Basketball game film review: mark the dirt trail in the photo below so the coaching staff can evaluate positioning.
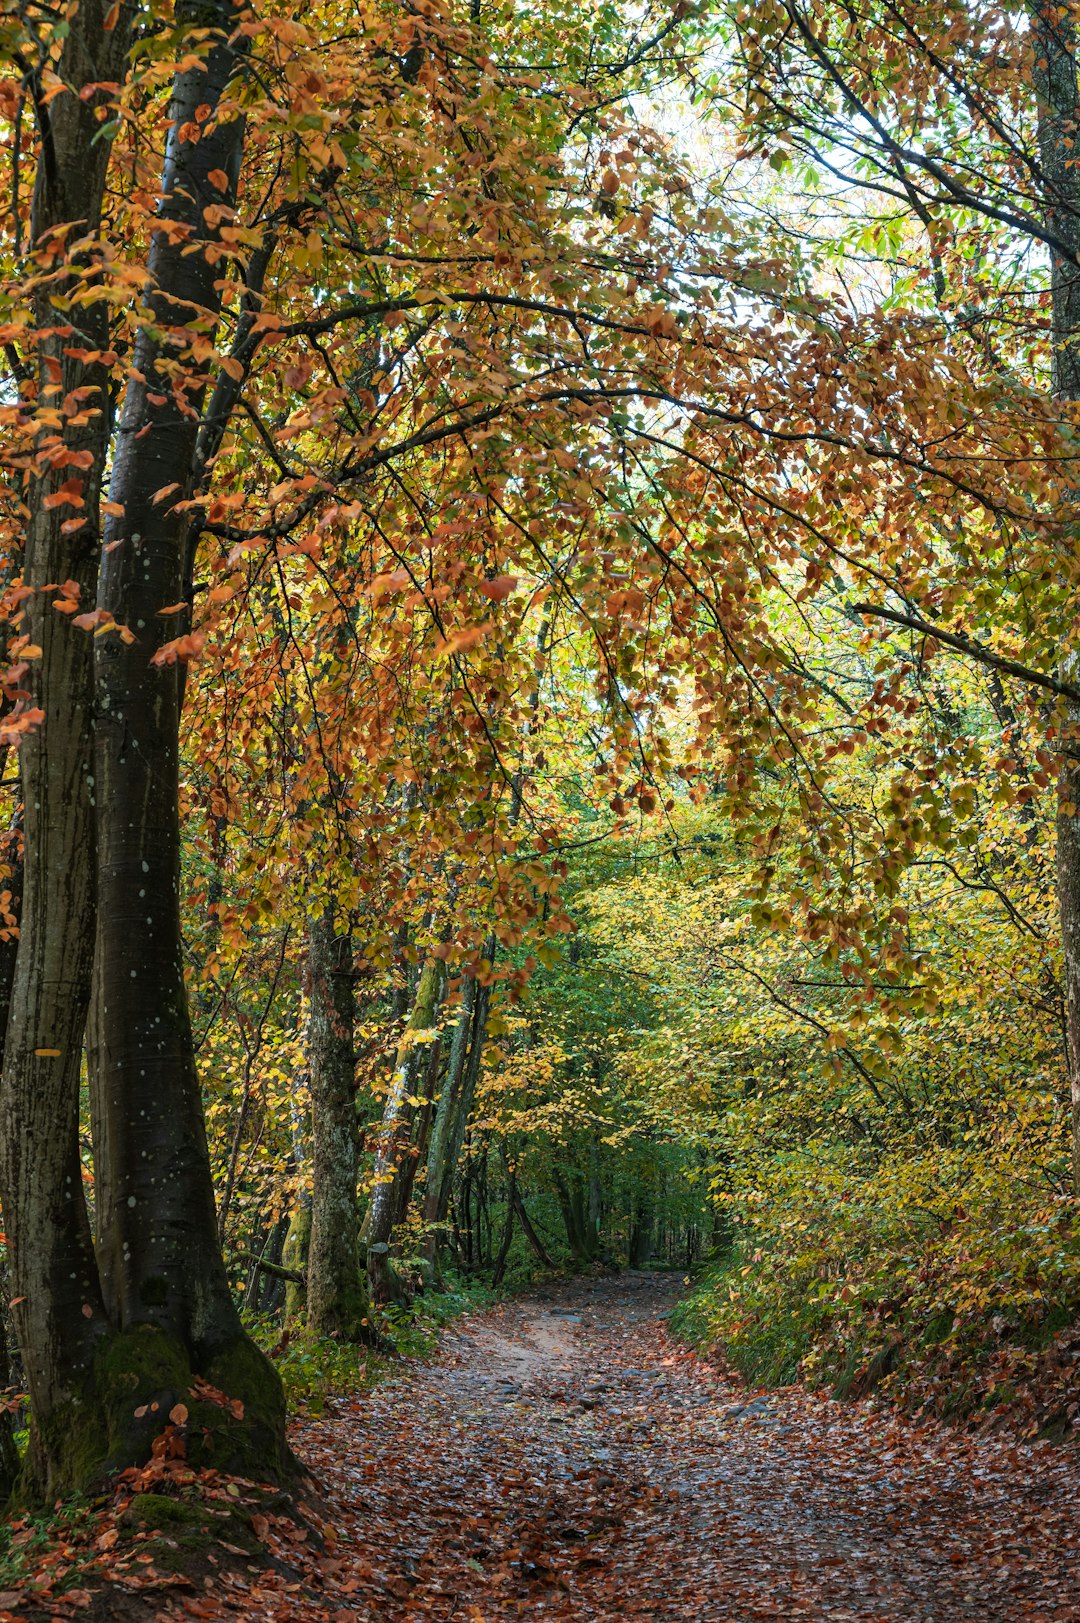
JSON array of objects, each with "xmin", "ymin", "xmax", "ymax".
[{"xmin": 288, "ymin": 1271, "xmax": 1080, "ymax": 1621}]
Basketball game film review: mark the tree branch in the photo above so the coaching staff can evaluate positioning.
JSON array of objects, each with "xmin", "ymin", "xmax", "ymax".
[{"xmin": 851, "ymin": 603, "xmax": 1080, "ymax": 706}]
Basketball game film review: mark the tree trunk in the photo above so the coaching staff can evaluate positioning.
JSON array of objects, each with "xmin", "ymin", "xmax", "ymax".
[
  {"xmin": 363, "ymin": 957, "xmax": 444, "ymax": 1302},
  {"xmin": 629, "ymin": 1195, "xmax": 653, "ymax": 1268},
  {"xmin": 421, "ymin": 948, "xmax": 494, "ymax": 1268},
  {"xmin": 554, "ymin": 1170, "xmax": 593, "ymax": 1267},
  {"xmin": 587, "ymin": 1142, "xmax": 603, "ymax": 1257},
  {"xmin": 306, "ymin": 912, "xmax": 369, "ymax": 1339},
  {"xmin": 0, "ymin": 811, "xmax": 23, "ymax": 1497},
  {"xmin": 90, "ymin": 1, "xmax": 289, "ymax": 1481},
  {"xmin": 282, "ymin": 1204, "xmax": 311, "ymax": 1324},
  {"xmin": 475, "ymin": 1143, "xmax": 491, "ymax": 1269},
  {"xmin": 393, "ymin": 1031, "xmax": 444, "ymax": 1228},
  {"xmin": 491, "ymin": 1166, "xmax": 517, "ymax": 1288},
  {"xmin": 421, "ymin": 976, "xmax": 476, "ymax": 1256},
  {"xmin": 512, "ymin": 1188, "xmax": 556, "ymax": 1269},
  {"xmin": 0, "ymin": 0, "xmax": 136, "ymax": 1497},
  {"xmin": 1034, "ymin": 0, "xmax": 1080, "ymax": 1194}
]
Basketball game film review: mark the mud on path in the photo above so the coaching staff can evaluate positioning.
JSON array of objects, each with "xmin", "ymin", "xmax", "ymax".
[{"xmin": 287, "ymin": 1271, "xmax": 1080, "ymax": 1621}]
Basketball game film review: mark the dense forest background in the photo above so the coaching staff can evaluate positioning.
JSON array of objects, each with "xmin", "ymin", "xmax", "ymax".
[{"xmin": 0, "ymin": 0, "xmax": 1078, "ymax": 1522}]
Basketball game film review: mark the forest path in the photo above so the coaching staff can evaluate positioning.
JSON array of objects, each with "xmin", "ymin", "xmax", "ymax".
[{"xmin": 283, "ymin": 1271, "xmax": 1080, "ymax": 1621}]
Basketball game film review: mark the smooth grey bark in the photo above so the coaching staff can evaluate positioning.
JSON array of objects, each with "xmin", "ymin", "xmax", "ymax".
[
  {"xmin": 0, "ymin": 811, "xmax": 24, "ymax": 1496},
  {"xmin": 363, "ymin": 957, "xmax": 444, "ymax": 1301},
  {"xmin": 0, "ymin": 0, "xmax": 135, "ymax": 1496},
  {"xmin": 421, "ymin": 938, "xmax": 496, "ymax": 1262},
  {"xmin": 1034, "ymin": 0, "xmax": 1080, "ymax": 1193},
  {"xmin": 305, "ymin": 912, "xmax": 369, "ymax": 1339},
  {"xmin": 421, "ymin": 975, "xmax": 476, "ymax": 1253},
  {"xmin": 90, "ymin": 0, "xmax": 289, "ymax": 1476},
  {"xmin": 512, "ymin": 1186, "xmax": 555, "ymax": 1269}
]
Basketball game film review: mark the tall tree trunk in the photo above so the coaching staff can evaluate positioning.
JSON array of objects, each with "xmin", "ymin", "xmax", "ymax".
[
  {"xmin": 91, "ymin": 1, "xmax": 288, "ymax": 1479},
  {"xmin": 629, "ymin": 1194, "xmax": 653, "ymax": 1268},
  {"xmin": 554, "ymin": 1170, "xmax": 593, "ymax": 1267},
  {"xmin": 587, "ymin": 1141, "xmax": 603, "ymax": 1257},
  {"xmin": 513, "ymin": 1187, "xmax": 555, "ymax": 1269},
  {"xmin": 283, "ymin": 1056, "xmax": 313, "ymax": 1323},
  {"xmin": 306, "ymin": 912, "xmax": 369, "ymax": 1339},
  {"xmin": 0, "ymin": 810, "xmax": 23, "ymax": 1497},
  {"xmin": 491, "ymin": 1158, "xmax": 517, "ymax": 1287},
  {"xmin": 421, "ymin": 941, "xmax": 495, "ymax": 1267},
  {"xmin": 1035, "ymin": 1, "xmax": 1080, "ymax": 1194},
  {"xmin": 421, "ymin": 976, "xmax": 476, "ymax": 1257},
  {"xmin": 0, "ymin": 0, "xmax": 136, "ymax": 1497},
  {"xmin": 363, "ymin": 957, "xmax": 443, "ymax": 1302},
  {"xmin": 393, "ymin": 1031, "xmax": 444, "ymax": 1228}
]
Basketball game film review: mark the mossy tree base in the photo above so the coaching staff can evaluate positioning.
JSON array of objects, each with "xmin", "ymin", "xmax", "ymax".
[{"xmin": 24, "ymin": 1325, "xmax": 295, "ymax": 1501}]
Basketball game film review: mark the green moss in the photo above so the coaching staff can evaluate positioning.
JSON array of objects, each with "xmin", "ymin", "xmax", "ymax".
[
  {"xmin": 15, "ymin": 1324, "xmax": 293, "ymax": 1501},
  {"xmin": 198, "ymin": 1336, "xmax": 293, "ymax": 1483},
  {"xmin": 26, "ymin": 1399, "xmax": 110, "ymax": 1502},
  {"xmin": 282, "ymin": 1208, "xmax": 311, "ymax": 1322},
  {"xmin": 120, "ymin": 1491, "xmax": 260, "ymax": 1558},
  {"xmin": 122, "ymin": 1493, "xmax": 214, "ymax": 1532}
]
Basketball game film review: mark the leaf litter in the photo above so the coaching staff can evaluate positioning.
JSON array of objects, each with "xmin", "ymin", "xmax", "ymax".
[{"xmin": 5, "ymin": 1272, "xmax": 1080, "ymax": 1620}]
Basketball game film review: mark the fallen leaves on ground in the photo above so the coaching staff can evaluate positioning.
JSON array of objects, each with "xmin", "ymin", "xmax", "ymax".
[{"xmin": 8, "ymin": 1273, "xmax": 1080, "ymax": 1620}]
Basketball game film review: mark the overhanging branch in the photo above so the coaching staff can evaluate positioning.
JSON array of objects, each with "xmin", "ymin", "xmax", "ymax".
[{"xmin": 851, "ymin": 603, "xmax": 1080, "ymax": 706}]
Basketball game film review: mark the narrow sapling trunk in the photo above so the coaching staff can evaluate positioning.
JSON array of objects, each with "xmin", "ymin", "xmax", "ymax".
[
  {"xmin": 1035, "ymin": 0, "xmax": 1080, "ymax": 1193},
  {"xmin": 491, "ymin": 1160, "xmax": 517, "ymax": 1287},
  {"xmin": 305, "ymin": 912, "xmax": 370, "ymax": 1339},
  {"xmin": 91, "ymin": 0, "xmax": 289, "ymax": 1478}
]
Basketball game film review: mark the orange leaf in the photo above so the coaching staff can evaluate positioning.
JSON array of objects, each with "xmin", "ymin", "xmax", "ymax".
[
  {"xmin": 43, "ymin": 479, "xmax": 84, "ymax": 511},
  {"xmin": 430, "ymin": 623, "xmax": 492, "ymax": 659},
  {"xmin": 169, "ymin": 1402, "xmax": 189, "ymax": 1426},
  {"xmin": 150, "ymin": 632, "xmax": 206, "ymax": 667},
  {"xmin": 207, "ymin": 168, "xmax": 229, "ymax": 191},
  {"xmin": 476, "ymin": 576, "xmax": 517, "ymax": 601},
  {"xmin": 71, "ymin": 609, "xmax": 112, "ymax": 632}
]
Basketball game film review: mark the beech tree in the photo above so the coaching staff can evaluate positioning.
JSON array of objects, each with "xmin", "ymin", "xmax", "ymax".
[
  {"xmin": 5, "ymin": 0, "xmax": 1078, "ymax": 1505},
  {"xmin": 0, "ymin": 0, "xmax": 725, "ymax": 1492}
]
